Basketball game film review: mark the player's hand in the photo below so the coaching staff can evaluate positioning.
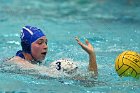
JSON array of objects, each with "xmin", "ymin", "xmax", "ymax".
[{"xmin": 75, "ymin": 37, "xmax": 94, "ymax": 55}]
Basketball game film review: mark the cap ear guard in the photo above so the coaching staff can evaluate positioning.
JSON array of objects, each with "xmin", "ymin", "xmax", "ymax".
[{"xmin": 21, "ymin": 40, "xmax": 31, "ymax": 54}]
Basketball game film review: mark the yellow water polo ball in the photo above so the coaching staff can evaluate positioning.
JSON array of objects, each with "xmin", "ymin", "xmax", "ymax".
[{"xmin": 115, "ymin": 50, "xmax": 140, "ymax": 79}]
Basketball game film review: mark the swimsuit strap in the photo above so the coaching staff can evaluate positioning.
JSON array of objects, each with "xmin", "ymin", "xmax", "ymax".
[{"xmin": 16, "ymin": 50, "xmax": 25, "ymax": 59}]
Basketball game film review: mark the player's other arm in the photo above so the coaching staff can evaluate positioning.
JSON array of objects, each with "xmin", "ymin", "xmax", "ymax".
[{"xmin": 75, "ymin": 37, "xmax": 98, "ymax": 76}]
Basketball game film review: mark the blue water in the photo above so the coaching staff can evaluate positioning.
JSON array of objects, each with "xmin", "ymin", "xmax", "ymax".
[{"xmin": 0, "ymin": 0, "xmax": 140, "ymax": 93}]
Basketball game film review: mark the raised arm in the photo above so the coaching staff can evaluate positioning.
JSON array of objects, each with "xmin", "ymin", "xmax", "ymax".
[{"xmin": 75, "ymin": 37, "xmax": 98, "ymax": 76}]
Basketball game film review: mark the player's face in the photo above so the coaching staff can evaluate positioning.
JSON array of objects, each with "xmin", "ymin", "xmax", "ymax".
[{"xmin": 31, "ymin": 36, "xmax": 48, "ymax": 61}]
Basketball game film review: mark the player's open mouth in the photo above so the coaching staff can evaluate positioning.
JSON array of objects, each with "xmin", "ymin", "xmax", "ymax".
[{"xmin": 41, "ymin": 52, "xmax": 47, "ymax": 56}]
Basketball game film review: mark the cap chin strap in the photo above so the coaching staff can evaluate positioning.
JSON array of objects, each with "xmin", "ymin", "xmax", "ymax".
[{"xmin": 30, "ymin": 53, "xmax": 42, "ymax": 65}]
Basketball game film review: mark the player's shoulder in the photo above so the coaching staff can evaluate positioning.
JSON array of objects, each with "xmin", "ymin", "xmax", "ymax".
[
  {"xmin": 3, "ymin": 56, "xmax": 21, "ymax": 63},
  {"xmin": 4, "ymin": 56, "xmax": 33, "ymax": 67}
]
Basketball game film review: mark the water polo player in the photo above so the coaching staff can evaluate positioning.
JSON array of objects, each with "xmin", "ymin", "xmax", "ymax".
[
  {"xmin": 16, "ymin": 25, "xmax": 48, "ymax": 64},
  {"xmin": 6, "ymin": 25, "xmax": 98, "ymax": 76}
]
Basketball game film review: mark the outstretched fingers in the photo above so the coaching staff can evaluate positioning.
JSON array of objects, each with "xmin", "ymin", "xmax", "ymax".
[
  {"xmin": 75, "ymin": 37, "xmax": 87, "ymax": 49},
  {"xmin": 85, "ymin": 39, "xmax": 90, "ymax": 45},
  {"xmin": 75, "ymin": 37, "xmax": 80, "ymax": 44},
  {"xmin": 86, "ymin": 39, "xmax": 93, "ymax": 48}
]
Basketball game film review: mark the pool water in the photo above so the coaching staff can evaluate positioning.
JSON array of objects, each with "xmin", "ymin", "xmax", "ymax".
[{"xmin": 0, "ymin": 0, "xmax": 140, "ymax": 93}]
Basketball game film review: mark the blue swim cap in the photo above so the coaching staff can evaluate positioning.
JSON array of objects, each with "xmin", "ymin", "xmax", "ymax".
[{"xmin": 20, "ymin": 25, "xmax": 45, "ymax": 54}]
